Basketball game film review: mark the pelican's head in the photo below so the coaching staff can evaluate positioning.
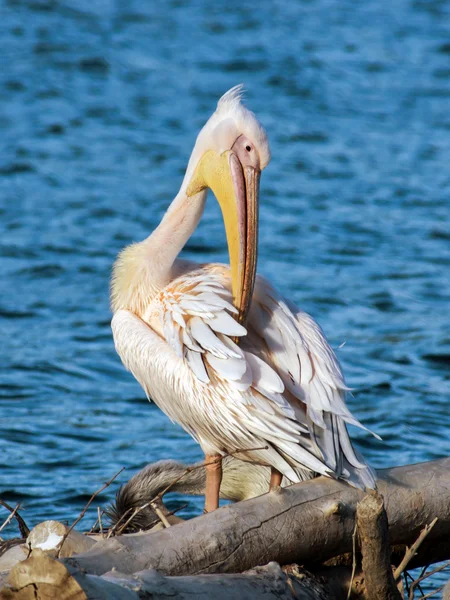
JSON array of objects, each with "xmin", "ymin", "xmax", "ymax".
[{"xmin": 184, "ymin": 85, "xmax": 270, "ymax": 326}]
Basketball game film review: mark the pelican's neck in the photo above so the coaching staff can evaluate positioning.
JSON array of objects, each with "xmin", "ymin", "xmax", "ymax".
[{"xmin": 111, "ymin": 187, "xmax": 207, "ymax": 315}]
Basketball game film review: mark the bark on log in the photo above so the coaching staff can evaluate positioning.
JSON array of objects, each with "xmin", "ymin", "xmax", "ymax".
[
  {"xmin": 63, "ymin": 458, "xmax": 450, "ymax": 577},
  {"xmin": 356, "ymin": 491, "xmax": 401, "ymax": 600},
  {"xmin": 1, "ymin": 552, "xmax": 337, "ymax": 600}
]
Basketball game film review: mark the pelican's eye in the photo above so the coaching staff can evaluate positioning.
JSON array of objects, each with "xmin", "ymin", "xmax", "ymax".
[{"xmin": 245, "ymin": 145, "xmax": 252, "ymax": 152}]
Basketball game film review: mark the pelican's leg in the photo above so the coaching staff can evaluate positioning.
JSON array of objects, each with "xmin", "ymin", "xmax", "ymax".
[
  {"xmin": 269, "ymin": 467, "xmax": 283, "ymax": 490},
  {"xmin": 204, "ymin": 454, "xmax": 223, "ymax": 513}
]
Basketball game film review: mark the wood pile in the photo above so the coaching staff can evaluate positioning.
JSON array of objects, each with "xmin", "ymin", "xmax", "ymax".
[{"xmin": 1, "ymin": 458, "xmax": 449, "ymax": 599}]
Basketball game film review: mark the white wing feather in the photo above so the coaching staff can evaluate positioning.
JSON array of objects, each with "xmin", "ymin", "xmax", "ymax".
[{"xmin": 249, "ymin": 275, "xmax": 379, "ymax": 489}]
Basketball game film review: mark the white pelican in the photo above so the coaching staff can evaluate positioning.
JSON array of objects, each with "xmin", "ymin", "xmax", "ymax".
[{"xmin": 111, "ymin": 85, "xmax": 378, "ymax": 512}]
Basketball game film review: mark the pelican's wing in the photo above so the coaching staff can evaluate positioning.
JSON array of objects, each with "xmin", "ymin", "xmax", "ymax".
[
  {"xmin": 247, "ymin": 275, "xmax": 378, "ymax": 490},
  {"xmin": 143, "ymin": 273, "xmax": 246, "ymax": 383},
  {"xmin": 126, "ymin": 269, "xmax": 331, "ymax": 481}
]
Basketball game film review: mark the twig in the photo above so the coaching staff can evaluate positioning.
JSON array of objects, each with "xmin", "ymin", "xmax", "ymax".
[
  {"xmin": 89, "ymin": 515, "xmax": 99, "ymax": 533},
  {"xmin": 417, "ymin": 586, "xmax": 444, "ymax": 600},
  {"xmin": 106, "ymin": 498, "xmax": 156, "ymax": 538},
  {"xmin": 150, "ymin": 501, "xmax": 171, "ymax": 528},
  {"xmin": 405, "ymin": 571, "xmax": 425, "ymax": 599},
  {"xmin": 88, "ymin": 508, "xmax": 107, "ymax": 536},
  {"xmin": 57, "ymin": 467, "xmax": 125, "ymax": 558},
  {"xmin": 108, "ymin": 500, "xmax": 188, "ymax": 537},
  {"xmin": 347, "ymin": 521, "xmax": 358, "ymax": 600},
  {"xmin": 0, "ymin": 504, "xmax": 20, "ymax": 534},
  {"xmin": 112, "ymin": 501, "xmax": 154, "ymax": 537},
  {"xmin": 106, "ymin": 506, "xmax": 134, "ymax": 538},
  {"xmin": 98, "ymin": 507, "xmax": 104, "ymax": 538},
  {"xmin": 415, "ymin": 564, "xmax": 429, "ymax": 597},
  {"xmin": 166, "ymin": 503, "xmax": 188, "ymax": 517},
  {"xmin": 403, "ymin": 571, "xmax": 410, "ymax": 597},
  {"xmin": 402, "ymin": 571, "xmax": 409, "ymax": 597},
  {"xmin": 113, "ymin": 499, "xmax": 171, "ymax": 535},
  {"xmin": 409, "ymin": 561, "xmax": 450, "ymax": 600},
  {"xmin": 394, "ymin": 518, "xmax": 438, "ymax": 581},
  {"xmin": 0, "ymin": 499, "xmax": 30, "ymax": 537},
  {"xmin": 419, "ymin": 564, "xmax": 429, "ymax": 579}
]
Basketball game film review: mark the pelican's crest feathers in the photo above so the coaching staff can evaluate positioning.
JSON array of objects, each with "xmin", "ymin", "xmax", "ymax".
[{"xmin": 216, "ymin": 84, "xmax": 245, "ymax": 113}]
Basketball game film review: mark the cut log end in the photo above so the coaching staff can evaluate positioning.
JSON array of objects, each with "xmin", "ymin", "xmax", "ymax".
[
  {"xmin": 356, "ymin": 490, "xmax": 402, "ymax": 600},
  {"xmin": 2, "ymin": 549, "xmax": 87, "ymax": 600}
]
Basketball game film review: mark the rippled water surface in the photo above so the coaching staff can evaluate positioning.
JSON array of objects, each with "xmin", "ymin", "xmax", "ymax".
[{"xmin": 1, "ymin": 0, "xmax": 449, "ymax": 587}]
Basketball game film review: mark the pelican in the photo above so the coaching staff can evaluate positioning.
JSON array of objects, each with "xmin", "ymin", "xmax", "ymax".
[{"xmin": 111, "ymin": 85, "xmax": 378, "ymax": 513}]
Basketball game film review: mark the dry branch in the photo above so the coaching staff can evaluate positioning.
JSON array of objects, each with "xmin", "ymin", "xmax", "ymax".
[
  {"xmin": 57, "ymin": 467, "xmax": 124, "ymax": 558},
  {"xmin": 408, "ymin": 561, "xmax": 450, "ymax": 600},
  {"xmin": 0, "ymin": 508, "xmax": 21, "ymax": 538},
  {"xmin": 63, "ymin": 458, "xmax": 450, "ymax": 577},
  {"xmin": 394, "ymin": 517, "xmax": 438, "ymax": 581},
  {"xmin": 97, "ymin": 507, "xmax": 104, "ymax": 538},
  {"xmin": 0, "ymin": 503, "xmax": 29, "ymax": 539},
  {"xmin": 346, "ymin": 522, "xmax": 358, "ymax": 600},
  {"xmin": 420, "ymin": 587, "xmax": 444, "ymax": 599}
]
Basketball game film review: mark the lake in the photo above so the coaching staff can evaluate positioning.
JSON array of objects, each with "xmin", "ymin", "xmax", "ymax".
[{"xmin": 1, "ymin": 0, "xmax": 449, "ymax": 591}]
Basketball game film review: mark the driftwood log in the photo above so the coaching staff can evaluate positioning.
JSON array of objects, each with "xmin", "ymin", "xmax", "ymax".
[
  {"xmin": 2, "ymin": 553, "xmax": 342, "ymax": 600},
  {"xmin": 60, "ymin": 458, "xmax": 450, "ymax": 577}
]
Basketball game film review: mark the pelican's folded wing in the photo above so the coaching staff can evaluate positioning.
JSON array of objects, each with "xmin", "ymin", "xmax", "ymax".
[{"xmin": 248, "ymin": 275, "xmax": 379, "ymax": 490}]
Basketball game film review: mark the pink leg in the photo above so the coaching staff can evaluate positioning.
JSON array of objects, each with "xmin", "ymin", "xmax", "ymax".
[
  {"xmin": 204, "ymin": 454, "xmax": 223, "ymax": 513},
  {"xmin": 269, "ymin": 467, "xmax": 283, "ymax": 491}
]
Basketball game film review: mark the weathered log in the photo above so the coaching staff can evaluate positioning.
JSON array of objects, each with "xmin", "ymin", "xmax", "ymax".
[
  {"xmin": 356, "ymin": 491, "xmax": 401, "ymax": 600},
  {"xmin": 0, "ymin": 547, "xmax": 28, "ymax": 578},
  {"xmin": 62, "ymin": 458, "xmax": 450, "ymax": 577},
  {"xmin": 1, "ymin": 552, "xmax": 339, "ymax": 600}
]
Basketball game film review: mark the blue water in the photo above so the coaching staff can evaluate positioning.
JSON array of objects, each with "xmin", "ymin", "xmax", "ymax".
[{"xmin": 1, "ymin": 0, "xmax": 449, "ymax": 589}]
